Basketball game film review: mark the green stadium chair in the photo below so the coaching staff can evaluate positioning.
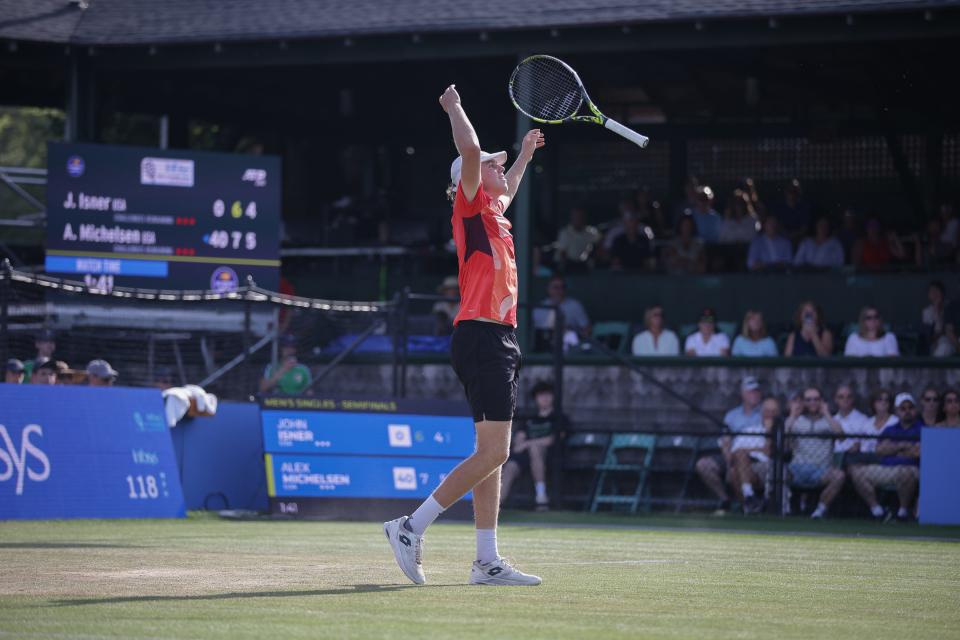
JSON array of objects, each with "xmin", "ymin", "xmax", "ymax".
[
  {"xmin": 641, "ymin": 435, "xmax": 701, "ymax": 513},
  {"xmin": 561, "ymin": 431, "xmax": 611, "ymax": 510},
  {"xmin": 592, "ymin": 321, "xmax": 632, "ymax": 354},
  {"xmin": 590, "ymin": 433, "xmax": 656, "ymax": 513},
  {"xmin": 717, "ymin": 321, "xmax": 738, "ymax": 341}
]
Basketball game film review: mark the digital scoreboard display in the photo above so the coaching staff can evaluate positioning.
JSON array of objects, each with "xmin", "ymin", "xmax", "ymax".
[
  {"xmin": 260, "ymin": 397, "xmax": 475, "ymax": 517},
  {"xmin": 45, "ymin": 142, "xmax": 280, "ymax": 292}
]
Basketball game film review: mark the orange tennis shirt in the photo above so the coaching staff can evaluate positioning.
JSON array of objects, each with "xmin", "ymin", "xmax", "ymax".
[{"xmin": 451, "ymin": 183, "xmax": 518, "ymax": 327}]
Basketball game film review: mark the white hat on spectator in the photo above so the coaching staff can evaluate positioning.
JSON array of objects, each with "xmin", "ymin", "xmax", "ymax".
[
  {"xmin": 741, "ymin": 376, "xmax": 760, "ymax": 392},
  {"xmin": 894, "ymin": 392, "xmax": 916, "ymax": 408},
  {"xmin": 87, "ymin": 359, "xmax": 119, "ymax": 380}
]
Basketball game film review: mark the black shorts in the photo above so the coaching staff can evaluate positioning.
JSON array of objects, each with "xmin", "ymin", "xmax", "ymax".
[{"xmin": 450, "ymin": 319, "xmax": 521, "ymax": 423}]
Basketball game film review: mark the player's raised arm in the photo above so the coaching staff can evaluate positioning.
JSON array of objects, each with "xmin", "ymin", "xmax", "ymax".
[
  {"xmin": 504, "ymin": 128, "xmax": 545, "ymax": 206},
  {"xmin": 439, "ymin": 85, "xmax": 482, "ymax": 200}
]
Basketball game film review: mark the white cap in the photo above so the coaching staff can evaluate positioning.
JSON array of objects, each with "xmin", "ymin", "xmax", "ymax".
[
  {"xmin": 450, "ymin": 150, "xmax": 507, "ymax": 185},
  {"xmin": 894, "ymin": 392, "xmax": 916, "ymax": 408}
]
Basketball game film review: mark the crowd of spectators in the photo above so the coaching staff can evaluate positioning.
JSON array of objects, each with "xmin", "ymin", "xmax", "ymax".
[
  {"xmin": 3, "ymin": 329, "xmax": 122, "ymax": 388},
  {"xmin": 698, "ymin": 376, "xmax": 956, "ymax": 520},
  {"xmin": 521, "ymin": 275, "xmax": 960, "ymax": 358},
  {"xmin": 536, "ymin": 177, "xmax": 959, "ymax": 275}
]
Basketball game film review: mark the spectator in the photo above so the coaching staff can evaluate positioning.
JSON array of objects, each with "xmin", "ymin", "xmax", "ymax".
[
  {"xmin": 634, "ymin": 187, "xmax": 667, "ymax": 238},
  {"xmin": 673, "ymin": 175, "xmax": 700, "ymax": 223},
  {"xmin": 533, "ymin": 276, "xmax": 592, "ymax": 341},
  {"xmin": 772, "ymin": 178, "xmax": 812, "ymax": 242},
  {"xmin": 862, "ymin": 388, "xmax": 899, "ymax": 453},
  {"xmin": 152, "ymin": 365, "xmax": 176, "ymax": 391},
  {"xmin": 794, "ymin": 216, "xmax": 845, "ymax": 269},
  {"xmin": 739, "ymin": 177, "xmax": 767, "ymax": 219},
  {"xmin": 86, "ymin": 359, "xmax": 118, "ymax": 387},
  {"xmin": 432, "ymin": 275, "xmax": 460, "ymax": 336},
  {"xmin": 691, "ymin": 185, "xmax": 722, "ymax": 244},
  {"xmin": 852, "ymin": 217, "xmax": 906, "ymax": 269},
  {"xmin": 51, "ymin": 361, "xmax": 75, "ymax": 385},
  {"xmin": 602, "ymin": 196, "xmax": 637, "ymax": 254},
  {"xmin": 610, "ymin": 213, "xmax": 654, "ymax": 271},
  {"xmin": 663, "ymin": 215, "xmax": 705, "ymax": 274},
  {"xmin": 22, "ymin": 328, "xmax": 56, "ymax": 382},
  {"xmin": 832, "ymin": 384, "xmax": 870, "ymax": 454},
  {"xmin": 554, "ymin": 206, "xmax": 601, "ymax": 273},
  {"xmin": 915, "ymin": 217, "xmax": 955, "ymax": 268},
  {"xmin": 684, "ymin": 307, "xmax": 730, "ymax": 357},
  {"xmin": 500, "ymin": 380, "xmax": 569, "ymax": 510},
  {"xmin": 944, "ymin": 286, "xmax": 960, "ymax": 356},
  {"xmin": 918, "ymin": 386, "xmax": 941, "ymax": 427},
  {"xmin": 260, "ymin": 335, "xmax": 312, "ymax": 395},
  {"xmin": 937, "ymin": 388, "xmax": 960, "ymax": 428},
  {"xmin": 30, "ymin": 358, "xmax": 61, "ymax": 385},
  {"xmin": 4, "ymin": 358, "xmax": 25, "ymax": 384},
  {"xmin": 937, "ymin": 201, "xmax": 958, "ymax": 251},
  {"xmin": 837, "ymin": 209, "xmax": 860, "ymax": 265},
  {"xmin": 695, "ymin": 376, "xmax": 764, "ymax": 513},
  {"xmin": 718, "ymin": 189, "xmax": 759, "ymax": 244},
  {"xmin": 922, "ymin": 281, "xmax": 954, "ymax": 357},
  {"xmin": 729, "ymin": 396, "xmax": 779, "ymax": 514},
  {"xmin": 731, "ymin": 310, "xmax": 778, "ymax": 357},
  {"xmin": 785, "ymin": 387, "xmax": 846, "ymax": 519},
  {"xmin": 632, "ymin": 305, "xmax": 680, "ymax": 356},
  {"xmin": 784, "ymin": 300, "xmax": 835, "ymax": 357},
  {"xmin": 844, "ymin": 307, "xmax": 899, "ymax": 357},
  {"xmin": 850, "ymin": 392, "xmax": 921, "ymax": 521},
  {"xmin": 747, "ymin": 216, "xmax": 792, "ymax": 271}
]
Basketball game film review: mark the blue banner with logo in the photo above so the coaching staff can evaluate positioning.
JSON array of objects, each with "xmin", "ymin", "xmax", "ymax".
[
  {"xmin": 0, "ymin": 385, "xmax": 186, "ymax": 519},
  {"xmin": 265, "ymin": 454, "xmax": 468, "ymax": 499}
]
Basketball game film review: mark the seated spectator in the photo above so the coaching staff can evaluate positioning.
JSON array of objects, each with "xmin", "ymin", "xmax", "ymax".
[
  {"xmin": 634, "ymin": 187, "xmax": 667, "ymax": 238},
  {"xmin": 918, "ymin": 386, "xmax": 941, "ymax": 427},
  {"xmin": 692, "ymin": 185, "xmax": 722, "ymax": 244},
  {"xmin": 844, "ymin": 306, "xmax": 899, "ymax": 357},
  {"xmin": 533, "ymin": 276, "xmax": 592, "ymax": 342},
  {"xmin": 602, "ymin": 196, "xmax": 637, "ymax": 254},
  {"xmin": 609, "ymin": 213, "xmax": 654, "ymax": 271},
  {"xmin": 432, "ymin": 275, "xmax": 460, "ymax": 336},
  {"xmin": 731, "ymin": 310, "xmax": 778, "ymax": 357},
  {"xmin": 259, "ymin": 335, "xmax": 312, "ymax": 395},
  {"xmin": 672, "ymin": 176, "xmax": 700, "ymax": 224},
  {"xmin": 4, "ymin": 358, "xmax": 25, "ymax": 384},
  {"xmin": 862, "ymin": 388, "xmax": 899, "ymax": 453},
  {"xmin": 944, "ymin": 289, "xmax": 960, "ymax": 356},
  {"xmin": 784, "ymin": 300, "xmax": 835, "ymax": 357},
  {"xmin": 937, "ymin": 201, "xmax": 958, "ymax": 252},
  {"xmin": 852, "ymin": 217, "xmax": 906, "ymax": 269},
  {"xmin": 684, "ymin": 308, "xmax": 730, "ymax": 357},
  {"xmin": 794, "ymin": 216, "xmax": 845, "ymax": 269},
  {"xmin": 86, "ymin": 359, "xmax": 118, "ymax": 387},
  {"xmin": 51, "ymin": 361, "xmax": 75, "ymax": 385},
  {"xmin": 694, "ymin": 376, "xmax": 763, "ymax": 513},
  {"xmin": 772, "ymin": 178, "xmax": 812, "ymax": 243},
  {"xmin": 500, "ymin": 380, "xmax": 569, "ymax": 510},
  {"xmin": 832, "ymin": 384, "xmax": 870, "ymax": 454},
  {"xmin": 747, "ymin": 217, "xmax": 792, "ymax": 271},
  {"xmin": 632, "ymin": 305, "xmax": 679, "ymax": 356},
  {"xmin": 663, "ymin": 215, "xmax": 705, "ymax": 274},
  {"xmin": 554, "ymin": 206, "xmax": 601, "ymax": 273},
  {"xmin": 718, "ymin": 189, "xmax": 759, "ymax": 244},
  {"xmin": 922, "ymin": 281, "xmax": 954, "ymax": 357},
  {"xmin": 785, "ymin": 387, "xmax": 846, "ymax": 519},
  {"xmin": 729, "ymin": 395, "xmax": 780, "ymax": 514},
  {"xmin": 837, "ymin": 209, "xmax": 860, "ymax": 264},
  {"xmin": 850, "ymin": 392, "xmax": 921, "ymax": 521},
  {"xmin": 22, "ymin": 328, "xmax": 56, "ymax": 382},
  {"xmin": 152, "ymin": 365, "xmax": 176, "ymax": 391},
  {"xmin": 30, "ymin": 358, "xmax": 56, "ymax": 385},
  {"xmin": 937, "ymin": 388, "xmax": 960, "ymax": 428},
  {"xmin": 914, "ymin": 217, "xmax": 955, "ymax": 268}
]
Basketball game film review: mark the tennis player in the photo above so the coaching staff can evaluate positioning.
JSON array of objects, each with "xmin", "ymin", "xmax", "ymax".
[{"xmin": 385, "ymin": 84, "xmax": 545, "ymax": 586}]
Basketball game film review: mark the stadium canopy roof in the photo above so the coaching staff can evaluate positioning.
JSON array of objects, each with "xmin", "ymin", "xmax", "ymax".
[{"xmin": 1, "ymin": 0, "xmax": 958, "ymax": 46}]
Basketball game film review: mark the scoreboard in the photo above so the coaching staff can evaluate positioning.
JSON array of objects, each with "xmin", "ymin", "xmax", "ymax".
[{"xmin": 45, "ymin": 142, "xmax": 280, "ymax": 292}]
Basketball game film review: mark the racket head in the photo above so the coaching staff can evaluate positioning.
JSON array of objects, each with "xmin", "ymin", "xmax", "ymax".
[{"xmin": 509, "ymin": 54, "xmax": 586, "ymax": 124}]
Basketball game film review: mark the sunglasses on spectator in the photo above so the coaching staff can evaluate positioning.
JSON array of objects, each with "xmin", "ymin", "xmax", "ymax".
[
  {"xmin": 803, "ymin": 396, "xmax": 821, "ymax": 402},
  {"xmin": 922, "ymin": 395, "xmax": 939, "ymax": 402},
  {"xmin": 945, "ymin": 397, "xmax": 960, "ymax": 404},
  {"xmin": 864, "ymin": 314, "xmax": 880, "ymax": 320},
  {"xmin": 898, "ymin": 403, "xmax": 915, "ymax": 411}
]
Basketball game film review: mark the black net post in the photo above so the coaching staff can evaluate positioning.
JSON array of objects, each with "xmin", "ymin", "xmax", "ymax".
[
  {"xmin": 771, "ymin": 417, "xmax": 785, "ymax": 517},
  {"xmin": 0, "ymin": 259, "xmax": 9, "ymax": 367},
  {"xmin": 551, "ymin": 303, "xmax": 565, "ymax": 510},
  {"xmin": 242, "ymin": 278, "xmax": 254, "ymax": 399},
  {"xmin": 399, "ymin": 286, "xmax": 411, "ymax": 399}
]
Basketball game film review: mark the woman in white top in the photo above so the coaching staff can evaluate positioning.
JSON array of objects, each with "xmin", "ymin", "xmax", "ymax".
[
  {"xmin": 922, "ymin": 281, "xmax": 955, "ymax": 357},
  {"xmin": 860, "ymin": 388, "xmax": 899, "ymax": 453},
  {"xmin": 684, "ymin": 308, "xmax": 730, "ymax": 356},
  {"xmin": 632, "ymin": 305, "xmax": 680, "ymax": 356},
  {"xmin": 844, "ymin": 306, "xmax": 899, "ymax": 357}
]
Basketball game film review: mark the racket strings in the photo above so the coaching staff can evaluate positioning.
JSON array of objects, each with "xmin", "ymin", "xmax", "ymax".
[{"xmin": 510, "ymin": 57, "xmax": 582, "ymax": 121}]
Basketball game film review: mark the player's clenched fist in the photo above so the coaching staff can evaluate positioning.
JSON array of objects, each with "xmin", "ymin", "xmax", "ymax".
[{"xmin": 439, "ymin": 85, "xmax": 461, "ymax": 112}]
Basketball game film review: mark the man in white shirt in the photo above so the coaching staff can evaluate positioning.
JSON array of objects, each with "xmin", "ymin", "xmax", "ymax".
[
  {"xmin": 684, "ymin": 308, "xmax": 730, "ymax": 356},
  {"xmin": 554, "ymin": 206, "xmax": 601, "ymax": 272},
  {"xmin": 832, "ymin": 384, "xmax": 870, "ymax": 453}
]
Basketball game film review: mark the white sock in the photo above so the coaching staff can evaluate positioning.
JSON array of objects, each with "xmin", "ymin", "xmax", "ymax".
[
  {"xmin": 813, "ymin": 502, "xmax": 827, "ymax": 516},
  {"xmin": 407, "ymin": 494, "xmax": 445, "ymax": 536},
  {"xmin": 741, "ymin": 483, "xmax": 754, "ymax": 498},
  {"xmin": 897, "ymin": 507, "xmax": 908, "ymax": 518},
  {"xmin": 535, "ymin": 482, "xmax": 547, "ymax": 500},
  {"xmin": 871, "ymin": 505, "xmax": 885, "ymax": 517},
  {"xmin": 476, "ymin": 528, "xmax": 499, "ymax": 564}
]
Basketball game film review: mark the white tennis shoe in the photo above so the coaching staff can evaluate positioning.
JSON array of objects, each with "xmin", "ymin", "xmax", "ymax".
[
  {"xmin": 469, "ymin": 558, "xmax": 541, "ymax": 586},
  {"xmin": 383, "ymin": 516, "xmax": 425, "ymax": 585}
]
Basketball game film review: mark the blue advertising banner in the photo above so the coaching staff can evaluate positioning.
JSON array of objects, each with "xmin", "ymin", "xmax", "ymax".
[
  {"xmin": 919, "ymin": 428, "xmax": 960, "ymax": 525},
  {"xmin": 0, "ymin": 385, "xmax": 186, "ymax": 519},
  {"xmin": 265, "ymin": 454, "xmax": 468, "ymax": 499},
  {"xmin": 261, "ymin": 410, "xmax": 475, "ymax": 457}
]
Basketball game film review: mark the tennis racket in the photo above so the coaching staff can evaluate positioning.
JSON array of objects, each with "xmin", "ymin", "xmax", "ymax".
[{"xmin": 509, "ymin": 54, "xmax": 649, "ymax": 149}]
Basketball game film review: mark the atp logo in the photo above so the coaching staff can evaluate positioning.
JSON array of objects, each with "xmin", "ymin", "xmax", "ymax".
[{"xmin": 0, "ymin": 424, "xmax": 51, "ymax": 495}]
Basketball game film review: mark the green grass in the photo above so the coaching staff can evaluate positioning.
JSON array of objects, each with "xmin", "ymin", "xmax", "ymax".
[{"xmin": 1, "ymin": 512, "xmax": 959, "ymax": 639}]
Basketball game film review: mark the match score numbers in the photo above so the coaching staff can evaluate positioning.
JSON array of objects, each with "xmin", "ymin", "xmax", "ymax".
[
  {"xmin": 212, "ymin": 199, "xmax": 257, "ymax": 220},
  {"xmin": 205, "ymin": 230, "xmax": 257, "ymax": 250}
]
